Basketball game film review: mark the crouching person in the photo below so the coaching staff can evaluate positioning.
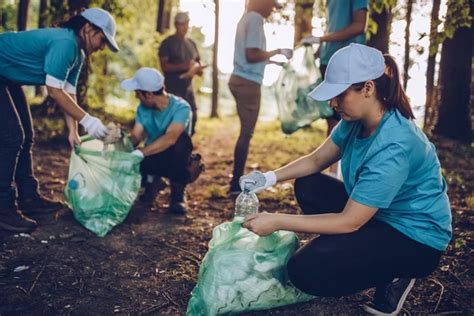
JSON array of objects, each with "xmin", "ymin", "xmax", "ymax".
[{"xmin": 121, "ymin": 67, "xmax": 193, "ymax": 214}]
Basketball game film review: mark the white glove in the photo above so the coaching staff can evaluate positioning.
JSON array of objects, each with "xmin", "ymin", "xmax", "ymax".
[
  {"xmin": 301, "ymin": 36, "xmax": 320, "ymax": 45},
  {"xmin": 79, "ymin": 114, "xmax": 108, "ymax": 139},
  {"xmin": 131, "ymin": 149, "xmax": 144, "ymax": 158},
  {"xmin": 239, "ymin": 171, "xmax": 277, "ymax": 194},
  {"xmin": 279, "ymin": 48, "xmax": 293, "ymax": 59}
]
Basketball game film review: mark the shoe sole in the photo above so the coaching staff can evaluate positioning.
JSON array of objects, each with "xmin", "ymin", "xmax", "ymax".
[
  {"xmin": 0, "ymin": 222, "xmax": 37, "ymax": 233},
  {"xmin": 363, "ymin": 279, "xmax": 416, "ymax": 316},
  {"xmin": 21, "ymin": 205, "xmax": 65, "ymax": 216}
]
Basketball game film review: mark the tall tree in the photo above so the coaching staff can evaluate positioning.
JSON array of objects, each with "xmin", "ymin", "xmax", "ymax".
[
  {"xmin": 35, "ymin": 0, "xmax": 49, "ymax": 97},
  {"xmin": 294, "ymin": 0, "xmax": 315, "ymax": 44},
  {"xmin": 211, "ymin": 0, "xmax": 219, "ymax": 118},
  {"xmin": 403, "ymin": 0, "xmax": 413, "ymax": 91},
  {"xmin": 367, "ymin": 0, "xmax": 396, "ymax": 53},
  {"xmin": 17, "ymin": 0, "xmax": 30, "ymax": 31},
  {"xmin": 156, "ymin": 0, "xmax": 172, "ymax": 33},
  {"xmin": 424, "ymin": 0, "xmax": 441, "ymax": 132},
  {"xmin": 433, "ymin": 0, "xmax": 472, "ymax": 143}
]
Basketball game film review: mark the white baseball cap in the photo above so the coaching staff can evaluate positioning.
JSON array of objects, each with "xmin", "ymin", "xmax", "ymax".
[
  {"xmin": 174, "ymin": 12, "xmax": 190, "ymax": 23},
  {"xmin": 121, "ymin": 67, "xmax": 164, "ymax": 92},
  {"xmin": 81, "ymin": 8, "xmax": 119, "ymax": 52},
  {"xmin": 309, "ymin": 43, "xmax": 385, "ymax": 101}
]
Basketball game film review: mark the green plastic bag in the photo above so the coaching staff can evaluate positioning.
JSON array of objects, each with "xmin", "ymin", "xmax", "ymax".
[
  {"xmin": 275, "ymin": 46, "xmax": 333, "ymax": 135},
  {"xmin": 187, "ymin": 220, "xmax": 314, "ymax": 315},
  {"xmin": 64, "ymin": 135, "xmax": 142, "ymax": 237}
]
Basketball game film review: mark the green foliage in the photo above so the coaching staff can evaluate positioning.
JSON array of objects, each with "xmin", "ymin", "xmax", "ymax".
[
  {"xmin": 0, "ymin": 2, "xmax": 17, "ymax": 32},
  {"xmin": 430, "ymin": 0, "xmax": 472, "ymax": 56},
  {"xmin": 366, "ymin": 0, "xmax": 397, "ymax": 41}
]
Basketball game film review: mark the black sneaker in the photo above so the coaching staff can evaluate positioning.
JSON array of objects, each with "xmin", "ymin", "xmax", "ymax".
[
  {"xmin": 139, "ymin": 177, "xmax": 167, "ymax": 203},
  {"xmin": 364, "ymin": 278, "xmax": 416, "ymax": 315},
  {"xmin": 0, "ymin": 207, "xmax": 38, "ymax": 233},
  {"xmin": 169, "ymin": 181, "xmax": 187, "ymax": 214},
  {"xmin": 18, "ymin": 195, "xmax": 65, "ymax": 215}
]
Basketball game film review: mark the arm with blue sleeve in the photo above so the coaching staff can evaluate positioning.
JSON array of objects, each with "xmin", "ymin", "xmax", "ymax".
[{"xmin": 244, "ymin": 13, "xmax": 282, "ymax": 63}]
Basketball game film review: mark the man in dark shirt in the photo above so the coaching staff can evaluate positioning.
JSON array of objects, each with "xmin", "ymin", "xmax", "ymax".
[{"xmin": 159, "ymin": 12, "xmax": 205, "ymax": 136}]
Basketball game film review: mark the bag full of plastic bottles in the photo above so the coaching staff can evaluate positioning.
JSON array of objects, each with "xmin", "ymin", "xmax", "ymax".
[
  {"xmin": 186, "ymin": 189, "xmax": 314, "ymax": 315},
  {"xmin": 274, "ymin": 45, "xmax": 334, "ymax": 135},
  {"xmin": 64, "ymin": 133, "xmax": 142, "ymax": 237}
]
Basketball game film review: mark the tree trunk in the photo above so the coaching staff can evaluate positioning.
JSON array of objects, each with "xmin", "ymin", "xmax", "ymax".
[
  {"xmin": 17, "ymin": 0, "xmax": 30, "ymax": 31},
  {"xmin": 424, "ymin": 0, "xmax": 441, "ymax": 132},
  {"xmin": 403, "ymin": 0, "xmax": 413, "ymax": 91},
  {"xmin": 433, "ymin": 1, "xmax": 472, "ymax": 143},
  {"xmin": 156, "ymin": 0, "xmax": 172, "ymax": 33},
  {"xmin": 367, "ymin": 4, "xmax": 393, "ymax": 53},
  {"xmin": 211, "ymin": 0, "xmax": 219, "ymax": 118},
  {"xmin": 294, "ymin": 0, "xmax": 315, "ymax": 44}
]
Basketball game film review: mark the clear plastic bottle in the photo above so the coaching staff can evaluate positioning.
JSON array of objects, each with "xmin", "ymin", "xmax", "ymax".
[{"xmin": 234, "ymin": 187, "xmax": 259, "ymax": 220}]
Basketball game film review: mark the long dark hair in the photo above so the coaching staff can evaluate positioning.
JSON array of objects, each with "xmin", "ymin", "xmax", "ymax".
[
  {"xmin": 350, "ymin": 54, "xmax": 415, "ymax": 120},
  {"xmin": 55, "ymin": 9, "xmax": 101, "ymax": 36}
]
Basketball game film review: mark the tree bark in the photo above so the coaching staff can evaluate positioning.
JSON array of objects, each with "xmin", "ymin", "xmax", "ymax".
[
  {"xmin": 294, "ymin": 0, "xmax": 315, "ymax": 44},
  {"xmin": 433, "ymin": 1, "xmax": 472, "ymax": 143},
  {"xmin": 156, "ymin": 0, "xmax": 172, "ymax": 33},
  {"xmin": 211, "ymin": 0, "xmax": 219, "ymax": 118},
  {"xmin": 17, "ymin": 0, "xmax": 30, "ymax": 31},
  {"xmin": 424, "ymin": 0, "xmax": 441, "ymax": 132},
  {"xmin": 403, "ymin": 0, "xmax": 413, "ymax": 91},
  {"xmin": 35, "ymin": 0, "xmax": 48, "ymax": 97},
  {"xmin": 367, "ymin": 4, "xmax": 393, "ymax": 53}
]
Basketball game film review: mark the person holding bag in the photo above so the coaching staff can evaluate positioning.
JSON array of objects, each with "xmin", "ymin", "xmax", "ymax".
[{"xmin": 240, "ymin": 44, "xmax": 451, "ymax": 315}]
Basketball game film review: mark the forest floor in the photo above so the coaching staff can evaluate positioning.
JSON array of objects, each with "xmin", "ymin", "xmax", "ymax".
[{"xmin": 0, "ymin": 117, "xmax": 472, "ymax": 315}]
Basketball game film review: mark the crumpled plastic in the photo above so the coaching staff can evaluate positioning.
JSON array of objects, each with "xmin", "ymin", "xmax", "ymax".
[{"xmin": 186, "ymin": 220, "xmax": 314, "ymax": 315}]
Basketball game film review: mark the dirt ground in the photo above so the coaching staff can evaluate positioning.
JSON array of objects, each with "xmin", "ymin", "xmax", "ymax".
[{"xmin": 0, "ymin": 119, "xmax": 472, "ymax": 316}]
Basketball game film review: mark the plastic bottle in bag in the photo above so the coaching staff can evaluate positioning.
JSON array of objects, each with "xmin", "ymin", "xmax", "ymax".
[{"xmin": 235, "ymin": 187, "xmax": 259, "ymax": 220}]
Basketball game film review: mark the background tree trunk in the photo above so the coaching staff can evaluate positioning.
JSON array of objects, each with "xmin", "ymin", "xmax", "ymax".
[
  {"xmin": 294, "ymin": 0, "xmax": 315, "ymax": 44},
  {"xmin": 424, "ymin": 0, "xmax": 440, "ymax": 133},
  {"xmin": 17, "ymin": 0, "xmax": 30, "ymax": 31},
  {"xmin": 156, "ymin": 0, "xmax": 172, "ymax": 33},
  {"xmin": 367, "ymin": 2, "xmax": 394, "ymax": 53},
  {"xmin": 433, "ymin": 1, "xmax": 473, "ymax": 143},
  {"xmin": 35, "ymin": 0, "xmax": 48, "ymax": 97},
  {"xmin": 403, "ymin": 0, "xmax": 413, "ymax": 91},
  {"xmin": 211, "ymin": 0, "xmax": 219, "ymax": 118}
]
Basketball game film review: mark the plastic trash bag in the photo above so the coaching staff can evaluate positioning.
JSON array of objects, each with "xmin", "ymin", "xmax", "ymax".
[
  {"xmin": 64, "ymin": 135, "xmax": 142, "ymax": 237},
  {"xmin": 274, "ymin": 46, "xmax": 334, "ymax": 135},
  {"xmin": 186, "ymin": 220, "xmax": 313, "ymax": 315}
]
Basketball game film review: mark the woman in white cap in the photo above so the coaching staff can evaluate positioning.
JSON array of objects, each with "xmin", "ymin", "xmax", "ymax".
[
  {"xmin": 0, "ymin": 8, "xmax": 119, "ymax": 233},
  {"xmin": 239, "ymin": 43, "xmax": 451, "ymax": 315}
]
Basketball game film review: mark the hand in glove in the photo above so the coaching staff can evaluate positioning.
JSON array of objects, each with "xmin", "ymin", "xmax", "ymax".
[
  {"xmin": 239, "ymin": 171, "xmax": 277, "ymax": 194},
  {"xmin": 131, "ymin": 149, "xmax": 144, "ymax": 158},
  {"xmin": 279, "ymin": 48, "xmax": 293, "ymax": 59},
  {"xmin": 79, "ymin": 114, "xmax": 108, "ymax": 139},
  {"xmin": 300, "ymin": 36, "xmax": 320, "ymax": 46}
]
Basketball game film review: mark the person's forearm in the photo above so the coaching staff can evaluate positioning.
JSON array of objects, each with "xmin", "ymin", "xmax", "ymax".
[
  {"xmin": 274, "ymin": 213, "xmax": 359, "ymax": 234},
  {"xmin": 246, "ymin": 49, "xmax": 280, "ymax": 63},
  {"xmin": 320, "ymin": 21, "xmax": 366, "ymax": 43},
  {"xmin": 160, "ymin": 61, "xmax": 190, "ymax": 73},
  {"xmin": 47, "ymin": 87, "xmax": 86, "ymax": 121},
  {"xmin": 140, "ymin": 133, "xmax": 178, "ymax": 156},
  {"xmin": 274, "ymin": 153, "xmax": 327, "ymax": 182}
]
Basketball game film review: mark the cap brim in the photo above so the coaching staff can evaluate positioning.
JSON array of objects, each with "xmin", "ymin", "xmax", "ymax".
[
  {"xmin": 121, "ymin": 78, "xmax": 138, "ymax": 91},
  {"xmin": 104, "ymin": 32, "xmax": 119, "ymax": 52},
  {"xmin": 308, "ymin": 80, "xmax": 350, "ymax": 101}
]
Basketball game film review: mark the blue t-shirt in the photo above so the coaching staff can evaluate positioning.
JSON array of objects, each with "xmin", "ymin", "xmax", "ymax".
[
  {"xmin": 232, "ymin": 11, "xmax": 267, "ymax": 85},
  {"xmin": 136, "ymin": 94, "xmax": 192, "ymax": 146},
  {"xmin": 320, "ymin": 0, "xmax": 368, "ymax": 65},
  {"xmin": 331, "ymin": 110, "xmax": 452, "ymax": 251},
  {"xmin": 0, "ymin": 28, "xmax": 84, "ymax": 91}
]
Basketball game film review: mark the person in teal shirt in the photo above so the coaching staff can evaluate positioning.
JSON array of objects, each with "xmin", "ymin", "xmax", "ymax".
[
  {"xmin": 302, "ymin": 0, "xmax": 368, "ymax": 175},
  {"xmin": 0, "ymin": 8, "xmax": 119, "ymax": 233},
  {"xmin": 122, "ymin": 67, "xmax": 195, "ymax": 214},
  {"xmin": 239, "ymin": 44, "xmax": 451, "ymax": 315}
]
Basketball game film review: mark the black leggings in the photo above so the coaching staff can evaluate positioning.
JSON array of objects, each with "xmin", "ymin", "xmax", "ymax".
[
  {"xmin": 140, "ymin": 132, "xmax": 193, "ymax": 184},
  {"xmin": 287, "ymin": 173, "xmax": 443, "ymax": 297}
]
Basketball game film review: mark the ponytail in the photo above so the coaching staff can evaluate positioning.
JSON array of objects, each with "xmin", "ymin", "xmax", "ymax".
[{"xmin": 374, "ymin": 55, "xmax": 415, "ymax": 119}]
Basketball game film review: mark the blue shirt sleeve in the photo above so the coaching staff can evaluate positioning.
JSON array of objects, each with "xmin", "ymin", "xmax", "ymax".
[
  {"xmin": 352, "ymin": 0, "xmax": 368, "ymax": 11},
  {"xmin": 66, "ymin": 51, "xmax": 84, "ymax": 87},
  {"xmin": 44, "ymin": 39, "xmax": 78, "ymax": 82},
  {"xmin": 245, "ymin": 14, "xmax": 265, "ymax": 49},
  {"xmin": 350, "ymin": 144, "xmax": 409, "ymax": 209},
  {"xmin": 171, "ymin": 102, "xmax": 191, "ymax": 127}
]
